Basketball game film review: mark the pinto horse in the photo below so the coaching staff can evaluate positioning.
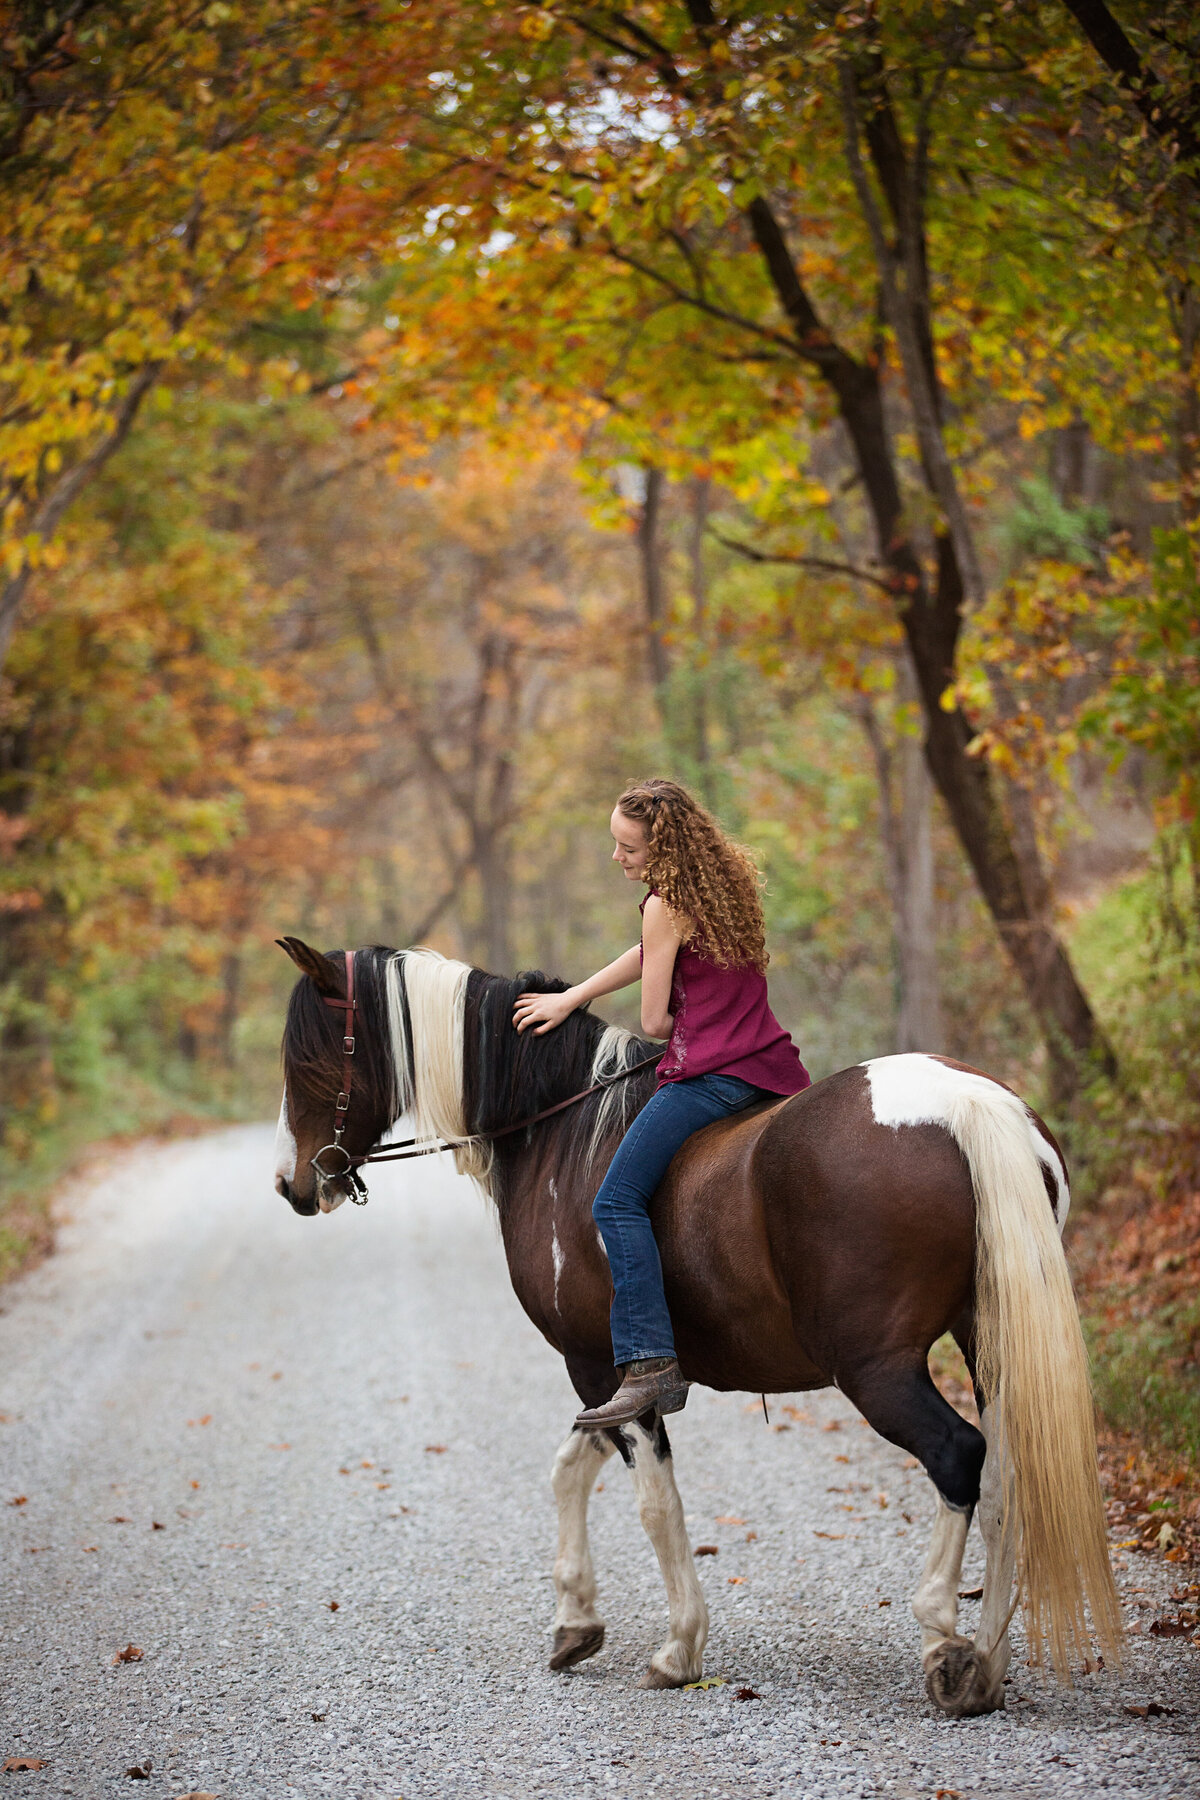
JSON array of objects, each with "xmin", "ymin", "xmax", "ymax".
[{"xmin": 274, "ymin": 937, "xmax": 1121, "ymax": 1714}]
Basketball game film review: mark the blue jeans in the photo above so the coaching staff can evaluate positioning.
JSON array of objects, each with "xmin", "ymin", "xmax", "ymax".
[{"xmin": 592, "ymin": 1072, "xmax": 769, "ymax": 1367}]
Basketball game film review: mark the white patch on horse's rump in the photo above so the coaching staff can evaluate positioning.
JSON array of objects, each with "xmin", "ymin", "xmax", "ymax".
[
  {"xmin": 862, "ymin": 1052, "xmax": 996, "ymax": 1128},
  {"xmin": 274, "ymin": 1090, "xmax": 298, "ymax": 1183},
  {"xmin": 862, "ymin": 1053, "xmax": 1069, "ymax": 1228}
]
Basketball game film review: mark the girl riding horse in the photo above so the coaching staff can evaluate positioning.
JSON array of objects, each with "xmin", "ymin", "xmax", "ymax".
[{"xmin": 513, "ymin": 778, "xmax": 809, "ymax": 1426}]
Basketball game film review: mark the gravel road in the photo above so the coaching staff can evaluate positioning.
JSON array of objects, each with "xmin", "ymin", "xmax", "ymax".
[{"xmin": 0, "ymin": 1124, "xmax": 1196, "ymax": 1800}]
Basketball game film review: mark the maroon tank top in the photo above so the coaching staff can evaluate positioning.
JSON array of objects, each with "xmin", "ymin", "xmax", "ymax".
[{"xmin": 640, "ymin": 894, "xmax": 810, "ymax": 1095}]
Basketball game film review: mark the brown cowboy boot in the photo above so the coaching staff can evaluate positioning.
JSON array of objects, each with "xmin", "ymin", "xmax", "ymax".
[{"xmin": 574, "ymin": 1358, "xmax": 690, "ymax": 1429}]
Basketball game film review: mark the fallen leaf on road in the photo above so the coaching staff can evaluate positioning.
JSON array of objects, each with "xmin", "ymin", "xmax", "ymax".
[
  {"xmin": 727, "ymin": 1576, "xmax": 746, "ymax": 1585},
  {"xmin": 113, "ymin": 1645, "xmax": 143, "ymax": 1664},
  {"xmin": 124, "ymin": 1763, "xmax": 151, "ymax": 1780},
  {"xmin": 878, "ymin": 1598, "xmax": 891, "ymax": 1607},
  {"xmin": 773, "ymin": 1423, "xmax": 791, "ymax": 1432},
  {"xmin": 269, "ymin": 1444, "xmax": 291, "ymax": 1452},
  {"xmin": 958, "ymin": 1586, "xmax": 984, "ymax": 1600},
  {"xmin": 834, "ymin": 1454, "xmax": 850, "ymax": 1464},
  {"xmin": 327, "ymin": 1601, "xmax": 339, "ymax": 1612},
  {"xmin": 2, "ymin": 1757, "xmax": 48, "ymax": 1771},
  {"xmin": 82, "ymin": 1546, "xmax": 97, "ymax": 1553},
  {"xmin": 1126, "ymin": 1702, "xmax": 1175, "ymax": 1717},
  {"xmin": 189, "ymin": 1481, "xmax": 199, "ymax": 1490},
  {"xmin": 682, "ymin": 1677, "xmax": 725, "ymax": 1690},
  {"xmin": 424, "ymin": 1445, "xmax": 447, "ymax": 1454},
  {"xmin": 813, "ymin": 1531, "xmax": 844, "ymax": 1540},
  {"xmin": 745, "ymin": 1531, "xmax": 757, "ymax": 1542},
  {"xmin": 151, "ymin": 1522, "xmax": 165, "ymax": 1532},
  {"xmin": 310, "ymin": 1713, "xmax": 326, "ymax": 1722},
  {"xmin": 694, "ymin": 1545, "xmax": 719, "ymax": 1557},
  {"xmin": 7, "ymin": 1497, "xmax": 26, "ymax": 1507},
  {"xmin": 715, "ymin": 1515, "xmax": 744, "ymax": 1525},
  {"xmin": 1115, "ymin": 1537, "xmax": 1141, "ymax": 1549},
  {"xmin": 109, "ymin": 1517, "xmax": 129, "ymax": 1525},
  {"xmin": 822, "ymin": 1420, "xmax": 842, "ymax": 1432},
  {"xmin": 734, "ymin": 1687, "xmax": 761, "ymax": 1701},
  {"xmin": 1149, "ymin": 1613, "xmax": 1197, "ymax": 1638},
  {"xmin": 186, "ymin": 1417, "xmax": 212, "ymax": 1428}
]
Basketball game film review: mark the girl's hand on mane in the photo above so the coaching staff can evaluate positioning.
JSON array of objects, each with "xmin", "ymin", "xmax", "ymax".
[{"xmin": 513, "ymin": 990, "xmax": 578, "ymax": 1035}]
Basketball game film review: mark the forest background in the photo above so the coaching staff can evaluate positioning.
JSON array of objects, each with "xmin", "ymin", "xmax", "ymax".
[{"xmin": 1, "ymin": 1, "xmax": 1198, "ymax": 1519}]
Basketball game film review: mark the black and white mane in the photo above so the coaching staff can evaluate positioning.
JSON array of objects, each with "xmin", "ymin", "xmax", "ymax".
[{"xmin": 281, "ymin": 945, "xmax": 659, "ymax": 1200}]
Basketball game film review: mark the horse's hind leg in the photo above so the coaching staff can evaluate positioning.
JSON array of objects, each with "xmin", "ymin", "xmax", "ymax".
[
  {"xmin": 970, "ymin": 1402, "xmax": 1017, "ymax": 1709},
  {"xmin": 841, "ymin": 1351, "xmax": 994, "ymax": 1717},
  {"xmin": 618, "ymin": 1415, "xmax": 709, "ymax": 1689},
  {"xmin": 549, "ymin": 1425, "xmax": 616, "ymax": 1670}
]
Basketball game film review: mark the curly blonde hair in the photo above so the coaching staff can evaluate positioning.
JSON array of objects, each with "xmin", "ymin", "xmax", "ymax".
[{"xmin": 616, "ymin": 779, "xmax": 767, "ymax": 972}]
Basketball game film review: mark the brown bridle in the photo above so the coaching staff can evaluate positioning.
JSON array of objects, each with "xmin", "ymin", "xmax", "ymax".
[{"xmin": 308, "ymin": 949, "xmax": 661, "ymax": 1206}]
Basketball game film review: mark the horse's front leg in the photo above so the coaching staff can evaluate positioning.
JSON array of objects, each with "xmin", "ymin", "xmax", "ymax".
[
  {"xmin": 620, "ymin": 1415, "xmax": 709, "ymax": 1689},
  {"xmin": 549, "ymin": 1424, "xmax": 616, "ymax": 1670}
]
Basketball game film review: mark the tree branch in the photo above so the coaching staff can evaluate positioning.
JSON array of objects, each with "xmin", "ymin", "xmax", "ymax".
[
  {"xmin": 1060, "ymin": 0, "xmax": 1200, "ymax": 175},
  {"xmin": 0, "ymin": 359, "xmax": 163, "ymax": 671},
  {"xmin": 711, "ymin": 530, "xmax": 895, "ymax": 591}
]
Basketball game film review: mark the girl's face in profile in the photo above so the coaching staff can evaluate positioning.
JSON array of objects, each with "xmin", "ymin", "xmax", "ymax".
[{"xmin": 610, "ymin": 807, "xmax": 650, "ymax": 882}]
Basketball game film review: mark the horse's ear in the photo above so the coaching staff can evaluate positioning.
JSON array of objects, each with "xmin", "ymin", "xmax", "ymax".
[{"xmin": 276, "ymin": 936, "xmax": 341, "ymax": 995}]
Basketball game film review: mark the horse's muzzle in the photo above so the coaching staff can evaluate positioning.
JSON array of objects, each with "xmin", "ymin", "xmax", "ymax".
[{"xmin": 276, "ymin": 1173, "xmax": 319, "ymax": 1216}]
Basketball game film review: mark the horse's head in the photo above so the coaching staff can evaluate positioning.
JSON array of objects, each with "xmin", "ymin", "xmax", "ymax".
[{"xmin": 274, "ymin": 937, "xmax": 397, "ymax": 1216}]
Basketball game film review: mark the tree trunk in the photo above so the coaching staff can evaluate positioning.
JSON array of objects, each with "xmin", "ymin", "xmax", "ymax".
[
  {"xmin": 473, "ymin": 822, "xmax": 512, "ymax": 973},
  {"xmin": 894, "ymin": 737, "xmax": 942, "ymax": 1053},
  {"xmin": 637, "ymin": 465, "xmax": 671, "ymax": 698},
  {"xmin": 219, "ymin": 950, "xmax": 241, "ymax": 1069},
  {"xmin": 743, "ymin": 195, "xmax": 1115, "ymax": 1097},
  {"xmin": 686, "ymin": 474, "xmax": 712, "ymax": 778},
  {"xmin": 1176, "ymin": 278, "xmax": 1199, "ymax": 529},
  {"xmin": 855, "ymin": 670, "xmax": 944, "ymax": 1054}
]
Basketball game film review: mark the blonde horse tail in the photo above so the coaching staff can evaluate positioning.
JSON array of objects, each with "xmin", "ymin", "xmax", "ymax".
[{"xmin": 948, "ymin": 1078, "xmax": 1123, "ymax": 1678}]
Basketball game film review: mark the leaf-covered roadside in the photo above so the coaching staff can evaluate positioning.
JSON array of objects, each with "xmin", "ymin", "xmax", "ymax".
[{"xmin": 1072, "ymin": 1125, "xmax": 1200, "ymax": 1533}]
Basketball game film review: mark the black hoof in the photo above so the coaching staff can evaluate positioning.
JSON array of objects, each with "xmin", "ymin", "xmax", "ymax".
[{"xmin": 549, "ymin": 1623, "xmax": 605, "ymax": 1671}]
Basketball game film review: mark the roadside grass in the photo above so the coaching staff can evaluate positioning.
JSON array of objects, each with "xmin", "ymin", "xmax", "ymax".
[{"xmin": 0, "ymin": 1044, "xmax": 276, "ymax": 1285}]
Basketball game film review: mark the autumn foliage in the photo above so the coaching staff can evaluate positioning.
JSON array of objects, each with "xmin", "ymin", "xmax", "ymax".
[{"xmin": 1, "ymin": 3, "xmax": 1198, "ymax": 1480}]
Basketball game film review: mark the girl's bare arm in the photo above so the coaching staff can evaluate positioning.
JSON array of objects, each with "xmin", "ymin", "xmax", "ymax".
[{"xmin": 512, "ymin": 945, "xmax": 643, "ymax": 1035}]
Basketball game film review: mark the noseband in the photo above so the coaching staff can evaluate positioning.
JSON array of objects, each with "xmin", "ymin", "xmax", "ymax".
[{"xmin": 306, "ymin": 949, "xmax": 661, "ymax": 1208}]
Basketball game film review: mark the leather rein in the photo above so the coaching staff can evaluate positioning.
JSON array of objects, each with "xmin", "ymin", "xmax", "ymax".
[{"xmin": 310, "ymin": 950, "xmax": 661, "ymax": 1204}]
